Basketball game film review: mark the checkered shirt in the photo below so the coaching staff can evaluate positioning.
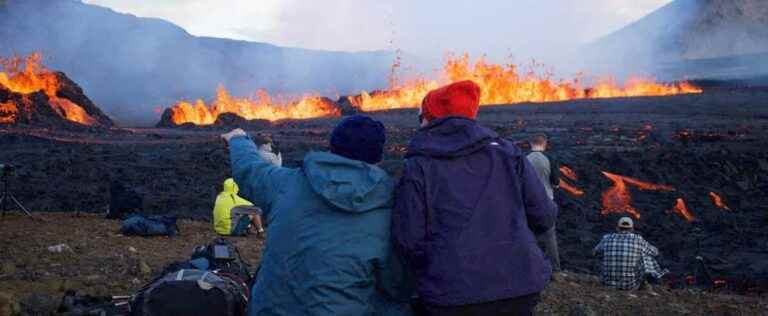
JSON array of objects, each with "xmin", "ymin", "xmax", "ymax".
[{"xmin": 593, "ymin": 232, "xmax": 660, "ymax": 290}]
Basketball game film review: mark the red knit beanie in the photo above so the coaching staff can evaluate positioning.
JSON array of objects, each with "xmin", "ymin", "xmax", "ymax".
[{"xmin": 420, "ymin": 80, "xmax": 481, "ymax": 121}]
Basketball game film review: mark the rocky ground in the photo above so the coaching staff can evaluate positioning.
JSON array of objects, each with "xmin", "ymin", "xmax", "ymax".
[
  {"xmin": 1, "ymin": 88, "xmax": 768, "ymax": 314},
  {"xmin": 0, "ymin": 213, "xmax": 765, "ymax": 315},
  {"xmin": 2, "ymin": 89, "xmax": 768, "ymax": 285}
]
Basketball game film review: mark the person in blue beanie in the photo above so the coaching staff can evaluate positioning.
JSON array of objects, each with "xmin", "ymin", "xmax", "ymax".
[{"xmin": 221, "ymin": 115, "xmax": 414, "ymax": 316}]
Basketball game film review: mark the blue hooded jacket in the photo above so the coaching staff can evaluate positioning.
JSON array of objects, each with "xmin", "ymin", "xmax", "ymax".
[
  {"xmin": 229, "ymin": 136, "xmax": 413, "ymax": 316},
  {"xmin": 392, "ymin": 117, "xmax": 557, "ymax": 306}
]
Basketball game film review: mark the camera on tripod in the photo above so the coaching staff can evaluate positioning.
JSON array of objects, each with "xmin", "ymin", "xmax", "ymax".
[{"xmin": 0, "ymin": 164, "xmax": 15, "ymax": 177}]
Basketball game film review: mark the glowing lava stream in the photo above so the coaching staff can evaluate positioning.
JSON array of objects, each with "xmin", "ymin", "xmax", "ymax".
[
  {"xmin": 557, "ymin": 165, "xmax": 584, "ymax": 197},
  {"xmin": 165, "ymin": 54, "xmax": 703, "ymax": 125},
  {"xmin": 559, "ymin": 179, "xmax": 584, "ymax": 197},
  {"xmin": 601, "ymin": 171, "xmax": 675, "ymax": 219},
  {"xmin": 709, "ymin": 192, "xmax": 732, "ymax": 211},
  {"xmin": 560, "ymin": 166, "xmax": 578, "ymax": 181},
  {"xmin": 670, "ymin": 198, "xmax": 696, "ymax": 222}
]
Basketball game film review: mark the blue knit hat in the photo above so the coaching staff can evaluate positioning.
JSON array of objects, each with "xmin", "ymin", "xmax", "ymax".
[{"xmin": 330, "ymin": 115, "xmax": 386, "ymax": 164}]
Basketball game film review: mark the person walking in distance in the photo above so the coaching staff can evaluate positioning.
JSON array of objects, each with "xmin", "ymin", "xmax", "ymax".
[{"xmin": 526, "ymin": 134, "xmax": 562, "ymax": 272}]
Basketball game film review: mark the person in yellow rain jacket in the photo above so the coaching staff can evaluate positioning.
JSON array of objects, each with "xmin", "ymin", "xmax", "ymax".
[{"xmin": 213, "ymin": 178, "xmax": 263, "ymax": 236}]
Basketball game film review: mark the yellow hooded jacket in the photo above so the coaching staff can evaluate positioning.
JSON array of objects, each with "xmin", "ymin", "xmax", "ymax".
[{"xmin": 213, "ymin": 178, "xmax": 254, "ymax": 235}]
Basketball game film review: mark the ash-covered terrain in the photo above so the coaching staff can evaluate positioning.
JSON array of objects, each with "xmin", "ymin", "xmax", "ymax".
[{"xmin": 1, "ymin": 87, "xmax": 767, "ymax": 293}]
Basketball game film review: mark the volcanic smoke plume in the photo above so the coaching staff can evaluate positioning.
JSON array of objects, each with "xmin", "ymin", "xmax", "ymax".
[
  {"xmin": 0, "ymin": 53, "xmax": 112, "ymax": 127},
  {"xmin": 160, "ymin": 54, "xmax": 702, "ymax": 126}
]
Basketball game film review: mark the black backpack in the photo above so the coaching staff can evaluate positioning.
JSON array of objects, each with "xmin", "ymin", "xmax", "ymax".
[
  {"xmin": 130, "ymin": 269, "xmax": 248, "ymax": 316},
  {"xmin": 190, "ymin": 238, "xmax": 253, "ymax": 285}
]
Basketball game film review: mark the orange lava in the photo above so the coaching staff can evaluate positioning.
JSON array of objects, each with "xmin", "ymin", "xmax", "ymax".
[
  {"xmin": 165, "ymin": 53, "xmax": 702, "ymax": 125},
  {"xmin": 560, "ymin": 165, "xmax": 578, "ymax": 181},
  {"xmin": 0, "ymin": 53, "xmax": 95, "ymax": 125},
  {"xmin": 0, "ymin": 101, "xmax": 17, "ymax": 124},
  {"xmin": 166, "ymin": 86, "xmax": 340, "ymax": 125},
  {"xmin": 353, "ymin": 54, "xmax": 702, "ymax": 112},
  {"xmin": 601, "ymin": 171, "xmax": 675, "ymax": 219},
  {"xmin": 670, "ymin": 198, "xmax": 695, "ymax": 222},
  {"xmin": 709, "ymin": 192, "xmax": 732, "ymax": 211},
  {"xmin": 559, "ymin": 178, "xmax": 584, "ymax": 197}
]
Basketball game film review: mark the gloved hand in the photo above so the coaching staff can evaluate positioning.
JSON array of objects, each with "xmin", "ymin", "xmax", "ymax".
[{"xmin": 221, "ymin": 128, "xmax": 247, "ymax": 144}]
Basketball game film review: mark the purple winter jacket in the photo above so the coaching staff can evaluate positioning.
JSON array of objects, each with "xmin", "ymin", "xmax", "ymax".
[{"xmin": 392, "ymin": 117, "xmax": 558, "ymax": 306}]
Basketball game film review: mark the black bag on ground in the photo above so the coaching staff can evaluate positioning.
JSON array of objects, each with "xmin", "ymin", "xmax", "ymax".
[
  {"xmin": 191, "ymin": 238, "xmax": 253, "ymax": 285},
  {"xmin": 130, "ymin": 269, "xmax": 248, "ymax": 316}
]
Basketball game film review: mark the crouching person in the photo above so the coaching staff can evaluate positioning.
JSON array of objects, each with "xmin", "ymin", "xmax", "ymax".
[
  {"xmin": 393, "ymin": 81, "xmax": 558, "ymax": 316},
  {"xmin": 212, "ymin": 178, "xmax": 264, "ymax": 236},
  {"xmin": 593, "ymin": 217, "xmax": 667, "ymax": 290},
  {"xmin": 221, "ymin": 116, "xmax": 414, "ymax": 316}
]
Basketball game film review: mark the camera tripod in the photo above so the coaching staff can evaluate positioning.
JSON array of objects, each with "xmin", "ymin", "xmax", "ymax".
[{"xmin": 0, "ymin": 173, "xmax": 33, "ymax": 219}]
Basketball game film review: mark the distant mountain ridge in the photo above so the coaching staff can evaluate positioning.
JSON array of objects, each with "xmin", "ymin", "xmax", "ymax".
[
  {"xmin": 0, "ymin": 0, "xmax": 394, "ymax": 125},
  {"xmin": 586, "ymin": 0, "xmax": 768, "ymax": 78}
]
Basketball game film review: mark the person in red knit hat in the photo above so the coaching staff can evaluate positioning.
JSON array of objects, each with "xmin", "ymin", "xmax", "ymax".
[
  {"xmin": 418, "ymin": 80, "xmax": 481, "ymax": 124},
  {"xmin": 393, "ymin": 80, "xmax": 557, "ymax": 316}
]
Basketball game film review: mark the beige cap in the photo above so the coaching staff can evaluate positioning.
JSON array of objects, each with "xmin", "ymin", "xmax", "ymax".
[{"xmin": 618, "ymin": 217, "xmax": 634, "ymax": 229}]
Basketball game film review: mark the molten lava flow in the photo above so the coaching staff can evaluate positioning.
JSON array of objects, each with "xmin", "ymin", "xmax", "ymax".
[
  {"xmin": 0, "ymin": 101, "xmax": 17, "ymax": 123},
  {"xmin": 167, "ymin": 86, "xmax": 341, "ymax": 125},
  {"xmin": 164, "ymin": 53, "xmax": 702, "ymax": 125},
  {"xmin": 709, "ymin": 192, "xmax": 732, "ymax": 211},
  {"xmin": 560, "ymin": 166, "xmax": 578, "ymax": 181},
  {"xmin": 354, "ymin": 54, "xmax": 702, "ymax": 112},
  {"xmin": 50, "ymin": 97, "xmax": 96, "ymax": 125},
  {"xmin": 601, "ymin": 172, "xmax": 641, "ymax": 219},
  {"xmin": 601, "ymin": 171, "xmax": 675, "ymax": 219},
  {"xmin": 0, "ymin": 53, "xmax": 95, "ymax": 125},
  {"xmin": 559, "ymin": 179, "xmax": 584, "ymax": 197},
  {"xmin": 670, "ymin": 198, "xmax": 695, "ymax": 222},
  {"xmin": 0, "ymin": 53, "xmax": 59, "ymax": 96}
]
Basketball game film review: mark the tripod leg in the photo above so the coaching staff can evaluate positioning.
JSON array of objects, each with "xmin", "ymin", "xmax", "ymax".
[
  {"xmin": 0, "ymin": 193, "xmax": 6, "ymax": 218},
  {"xmin": 9, "ymin": 194, "xmax": 34, "ymax": 218}
]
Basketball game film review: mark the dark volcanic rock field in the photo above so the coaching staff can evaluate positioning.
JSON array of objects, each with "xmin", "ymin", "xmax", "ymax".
[{"xmin": 1, "ymin": 88, "xmax": 767, "ymax": 292}]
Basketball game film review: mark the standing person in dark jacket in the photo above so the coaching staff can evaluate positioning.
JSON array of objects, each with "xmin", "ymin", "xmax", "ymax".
[
  {"xmin": 392, "ymin": 80, "xmax": 558, "ymax": 316},
  {"xmin": 526, "ymin": 134, "xmax": 562, "ymax": 272}
]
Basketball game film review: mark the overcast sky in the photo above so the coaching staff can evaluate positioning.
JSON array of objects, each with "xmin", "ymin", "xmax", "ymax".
[{"xmin": 82, "ymin": 0, "xmax": 672, "ymax": 64}]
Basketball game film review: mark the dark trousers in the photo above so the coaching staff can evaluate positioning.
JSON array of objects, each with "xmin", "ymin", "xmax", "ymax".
[
  {"xmin": 422, "ymin": 293, "xmax": 540, "ymax": 316},
  {"xmin": 536, "ymin": 225, "xmax": 561, "ymax": 271}
]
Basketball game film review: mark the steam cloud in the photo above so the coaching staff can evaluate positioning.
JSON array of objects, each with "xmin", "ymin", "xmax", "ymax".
[{"xmin": 0, "ymin": 0, "xmax": 393, "ymax": 126}]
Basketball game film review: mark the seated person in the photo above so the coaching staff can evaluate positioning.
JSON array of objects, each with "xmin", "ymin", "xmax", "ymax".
[
  {"xmin": 107, "ymin": 179, "xmax": 143, "ymax": 219},
  {"xmin": 221, "ymin": 115, "xmax": 413, "ymax": 316},
  {"xmin": 212, "ymin": 178, "xmax": 263, "ymax": 236},
  {"xmin": 593, "ymin": 217, "xmax": 666, "ymax": 290}
]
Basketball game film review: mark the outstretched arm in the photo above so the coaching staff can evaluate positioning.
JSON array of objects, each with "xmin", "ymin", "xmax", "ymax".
[{"xmin": 224, "ymin": 129, "xmax": 291, "ymax": 218}]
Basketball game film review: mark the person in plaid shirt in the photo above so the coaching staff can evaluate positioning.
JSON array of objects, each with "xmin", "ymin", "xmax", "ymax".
[{"xmin": 593, "ymin": 217, "xmax": 666, "ymax": 290}]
